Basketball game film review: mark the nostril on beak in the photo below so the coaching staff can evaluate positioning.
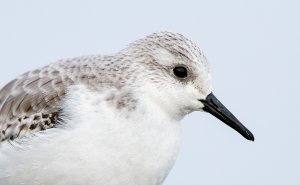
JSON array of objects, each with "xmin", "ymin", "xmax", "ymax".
[{"xmin": 210, "ymin": 99, "xmax": 219, "ymax": 108}]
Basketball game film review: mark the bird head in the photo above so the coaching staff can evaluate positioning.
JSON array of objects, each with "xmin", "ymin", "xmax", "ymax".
[{"xmin": 121, "ymin": 32, "xmax": 254, "ymax": 141}]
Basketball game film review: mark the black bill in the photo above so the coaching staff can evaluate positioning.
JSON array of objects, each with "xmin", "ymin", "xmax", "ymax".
[{"xmin": 199, "ymin": 93, "xmax": 254, "ymax": 141}]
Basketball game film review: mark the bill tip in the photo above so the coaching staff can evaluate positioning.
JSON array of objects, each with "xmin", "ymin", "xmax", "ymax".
[{"xmin": 246, "ymin": 132, "xmax": 255, "ymax": 141}]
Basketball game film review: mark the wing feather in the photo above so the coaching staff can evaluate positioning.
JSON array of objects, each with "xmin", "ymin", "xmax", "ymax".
[
  {"xmin": 0, "ymin": 65, "xmax": 71, "ymax": 141},
  {"xmin": 0, "ymin": 55, "xmax": 107, "ymax": 142}
]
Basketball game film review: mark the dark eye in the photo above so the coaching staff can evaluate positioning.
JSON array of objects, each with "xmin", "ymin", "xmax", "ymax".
[{"xmin": 173, "ymin": 66, "xmax": 187, "ymax": 78}]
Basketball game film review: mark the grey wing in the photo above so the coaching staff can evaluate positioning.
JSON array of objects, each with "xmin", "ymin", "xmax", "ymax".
[{"xmin": 0, "ymin": 67, "xmax": 72, "ymax": 142}]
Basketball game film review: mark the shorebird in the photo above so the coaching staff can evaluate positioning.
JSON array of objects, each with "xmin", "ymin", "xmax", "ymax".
[{"xmin": 0, "ymin": 32, "xmax": 254, "ymax": 185}]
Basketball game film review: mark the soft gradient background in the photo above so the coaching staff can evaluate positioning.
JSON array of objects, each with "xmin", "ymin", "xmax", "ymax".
[{"xmin": 0, "ymin": 1, "xmax": 299, "ymax": 185}]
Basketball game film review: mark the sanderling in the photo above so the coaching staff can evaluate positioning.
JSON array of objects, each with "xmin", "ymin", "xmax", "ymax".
[{"xmin": 0, "ymin": 32, "xmax": 254, "ymax": 185}]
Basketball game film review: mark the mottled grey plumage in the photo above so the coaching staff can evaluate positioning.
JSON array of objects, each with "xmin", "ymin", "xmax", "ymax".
[{"xmin": 0, "ymin": 32, "xmax": 207, "ymax": 142}]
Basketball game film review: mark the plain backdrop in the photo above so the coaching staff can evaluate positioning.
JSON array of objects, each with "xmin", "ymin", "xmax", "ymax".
[{"xmin": 0, "ymin": 1, "xmax": 299, "ymax": 185}]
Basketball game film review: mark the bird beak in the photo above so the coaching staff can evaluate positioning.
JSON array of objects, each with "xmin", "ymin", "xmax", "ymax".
[{"xmin": 199, "ymin": 93, "xmax": 254, "ymax": 141}]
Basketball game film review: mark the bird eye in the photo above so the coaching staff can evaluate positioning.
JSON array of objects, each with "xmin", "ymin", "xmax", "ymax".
[{"xmin": 173, "ymin": 66, "xmax": 187, "ymax": 78}]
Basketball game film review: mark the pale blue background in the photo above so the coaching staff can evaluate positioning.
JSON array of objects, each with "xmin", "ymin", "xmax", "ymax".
[{"xmin": 0, "ymin": 1, "xmax": 299, "ymax": 185}]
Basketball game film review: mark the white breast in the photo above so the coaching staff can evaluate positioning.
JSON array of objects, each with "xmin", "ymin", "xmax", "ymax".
[{"xmin": 0, "ymin": 85, "xmax": 182, "ymax": 185}]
